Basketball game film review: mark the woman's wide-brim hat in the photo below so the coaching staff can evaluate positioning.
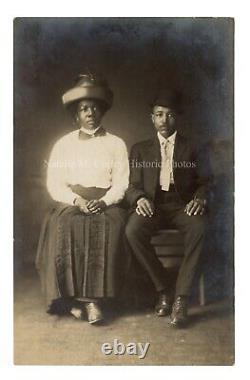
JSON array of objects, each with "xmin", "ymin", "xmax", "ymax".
[{"xmin": 62, "ymin": 74, "xmax": 113, "ymax": 110}]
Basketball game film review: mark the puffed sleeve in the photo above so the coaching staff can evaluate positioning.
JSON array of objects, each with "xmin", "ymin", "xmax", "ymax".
[
  {"xmin": 46, "ymin": 138, "xmax": 76, "ymax": 205},
  {"xmin": 101, "ymin": 138, "xmax": 129, "ymax": 206}
]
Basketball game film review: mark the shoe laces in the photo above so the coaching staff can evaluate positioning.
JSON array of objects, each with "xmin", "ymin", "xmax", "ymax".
[{"xmin": 174, "ymin": 296, "xmax": 187, "ymax": 312}]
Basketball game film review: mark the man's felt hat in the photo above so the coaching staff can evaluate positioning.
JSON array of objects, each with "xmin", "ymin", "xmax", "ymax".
[
  {"xmin": 151, "ymin": 89, "xmax": 183, "ymax": 112},
  {"xmin": 62, "ymin": 73, "xmax": 113, "ymax": 110}
]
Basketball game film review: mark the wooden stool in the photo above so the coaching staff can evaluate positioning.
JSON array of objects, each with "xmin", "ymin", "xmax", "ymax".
[{"xmin": 151, "ymin": 229, "xmax": 205, "ymax": 306}]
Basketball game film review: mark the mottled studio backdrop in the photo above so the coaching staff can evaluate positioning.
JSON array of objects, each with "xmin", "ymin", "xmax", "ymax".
[{"xmin": 14, "ymin": 18, "xmax": 234, "ymax": 301}]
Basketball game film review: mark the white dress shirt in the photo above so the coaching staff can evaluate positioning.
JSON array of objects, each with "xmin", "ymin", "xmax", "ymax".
[
  {"xmin": 158, "ymin": 131, "xmax": 177, "ymax": 191},
  {"xmin": 47, "ymin": 129, "xmax": 129, "ymax": 206}
]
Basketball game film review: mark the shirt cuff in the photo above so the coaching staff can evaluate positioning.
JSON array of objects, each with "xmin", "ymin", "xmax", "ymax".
[
  {"xmin": 64, "ymin": 191, "xmax": 79, "ymax": 206},
  {"xmin": 100, "ymin": 195, "xmax": 112, "ymax": 207}
]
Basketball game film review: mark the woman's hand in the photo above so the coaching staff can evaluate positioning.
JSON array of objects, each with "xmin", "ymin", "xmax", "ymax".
[
  {"xmin": 87, "ymin": 200, "xmax": 107, "ymax": 214},
  {"xmin": 74, "ymin": 196, "xmax": 91, "ymax": 214}
]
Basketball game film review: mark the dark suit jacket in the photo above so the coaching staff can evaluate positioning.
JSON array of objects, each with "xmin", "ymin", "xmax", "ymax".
[{"xmin": 125, "ymin": 133, "xmax": 212, "ymax": 207}]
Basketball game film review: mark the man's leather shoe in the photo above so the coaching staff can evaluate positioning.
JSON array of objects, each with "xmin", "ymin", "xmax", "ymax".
[
  {"xmin": 170, "ymin": 296, "xmax": 188, "ymax": 327},
  {"xmin": 85, "ymin": 302, "xmax": 103, "ymax": 324},
  {"xmin": 155, "ymin": 293, "xmax": 172, "ymax": 317}
]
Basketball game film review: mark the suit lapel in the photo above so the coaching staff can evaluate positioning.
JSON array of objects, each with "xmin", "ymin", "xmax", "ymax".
[
  {"xmin": 173, "ymin": 132, "xmax": 188, "ymax": 164},
  {"xmin": 146, "ymin": 136, "xmax": 161, "ymax": 192},
  {"xmin": 145, "ymin": 133, "xmax": 188, "ymax": 196},
  {"xmin": 148, "ymin": 136, "xmax": 161, "ymax": 161}
]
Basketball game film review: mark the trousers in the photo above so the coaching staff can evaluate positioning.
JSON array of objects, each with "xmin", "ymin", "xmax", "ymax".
[{"xmin": 125, "ymin": 190, "xmax": 206, "ymax": 297}]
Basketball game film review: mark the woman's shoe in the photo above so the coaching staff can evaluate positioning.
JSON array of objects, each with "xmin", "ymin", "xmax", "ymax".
[
  {"xmin": 70, "ymin": 307, "xmax": 83, "ymax": 319},
  {"xmin": 85, "ymin": 302, "xmax": 103, "ymax": 324}
]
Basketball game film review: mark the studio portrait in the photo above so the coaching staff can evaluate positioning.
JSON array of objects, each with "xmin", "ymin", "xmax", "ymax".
[{"xmin": 14, "ymin": 17, "xmax": 234, "ymax": 365}]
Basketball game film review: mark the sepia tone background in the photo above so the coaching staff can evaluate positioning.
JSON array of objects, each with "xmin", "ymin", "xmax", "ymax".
[{"xmin": 14, "ymin": 18, "xmax": 234, "ymax": 365}]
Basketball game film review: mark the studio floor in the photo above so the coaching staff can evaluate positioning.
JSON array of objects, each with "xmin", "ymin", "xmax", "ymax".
[{"xmin": 14, "ymin": 269, "xmax": 234, "ymax": 366}]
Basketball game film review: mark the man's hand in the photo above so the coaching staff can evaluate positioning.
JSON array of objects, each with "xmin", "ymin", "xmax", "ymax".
[
  {"xmin": 74, "ymin": 197, "xmax": 91, "ymax": 214},
  {"xmin": 136, "ymin": 197, "xmax": 154, "ymax": 217},
  {"xmin": 184, "ymin": 198, "xmax": 206, "ymax": 216},
  {"xmin": 86, "ymin": 199, "xmax": 107, "ymax": 214}
]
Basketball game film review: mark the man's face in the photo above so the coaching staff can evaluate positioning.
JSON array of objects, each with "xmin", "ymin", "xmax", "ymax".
[
  {"xmin": 76, "ymin": 99, "xmax": 104, "ymax": 130},
  {"xmin": 151, "ymin": 105, "xmax": 176, "ymax": 138}
]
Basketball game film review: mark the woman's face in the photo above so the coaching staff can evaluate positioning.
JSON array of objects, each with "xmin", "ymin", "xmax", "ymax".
[{"xmin": 76, "ymin": 99, "xmax": 104, "ymax": 130}]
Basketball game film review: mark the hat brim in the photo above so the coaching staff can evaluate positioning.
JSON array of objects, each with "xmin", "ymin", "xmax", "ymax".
[{"xmin": 62, "ymin": 86, "xmax": 113, "ymax": 109}]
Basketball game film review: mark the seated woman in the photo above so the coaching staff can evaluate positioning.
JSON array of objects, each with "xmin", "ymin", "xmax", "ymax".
[{"xmin": 36, "ymin": 73, "xmax": 129, "ymax": 324}]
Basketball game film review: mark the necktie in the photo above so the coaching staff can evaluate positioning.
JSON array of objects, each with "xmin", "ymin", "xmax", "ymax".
[{"xmin": 160, "ymin": 140, "xmax": 171, "ymax": 191}]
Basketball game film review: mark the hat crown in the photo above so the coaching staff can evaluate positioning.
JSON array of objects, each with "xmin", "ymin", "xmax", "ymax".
[
  {"xmin": 76, "ymin": 74, "xmax": 108, "ymax": 88},
  {"xmin": 151, "ymin": 89, "xmax": 182, "ymax": 111},
  {"xmin": 62, "ymin": 73, "xmax": 113, "ymax": 109}
]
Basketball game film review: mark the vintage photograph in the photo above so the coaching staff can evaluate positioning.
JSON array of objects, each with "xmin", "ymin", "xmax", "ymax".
[{"xmin": 14, "ymin": 17, "xmax": 234, "ymax": 365}]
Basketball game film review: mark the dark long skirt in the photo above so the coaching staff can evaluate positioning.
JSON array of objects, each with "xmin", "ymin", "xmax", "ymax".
[{"xmin": 36, "ymin": 203, "xmax": 128, "ymax": 307}]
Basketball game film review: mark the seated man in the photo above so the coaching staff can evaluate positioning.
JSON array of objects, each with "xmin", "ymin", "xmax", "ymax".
[{"xmin": 125, "ymin": 90, "xmax": 211, "ymax": 327}]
